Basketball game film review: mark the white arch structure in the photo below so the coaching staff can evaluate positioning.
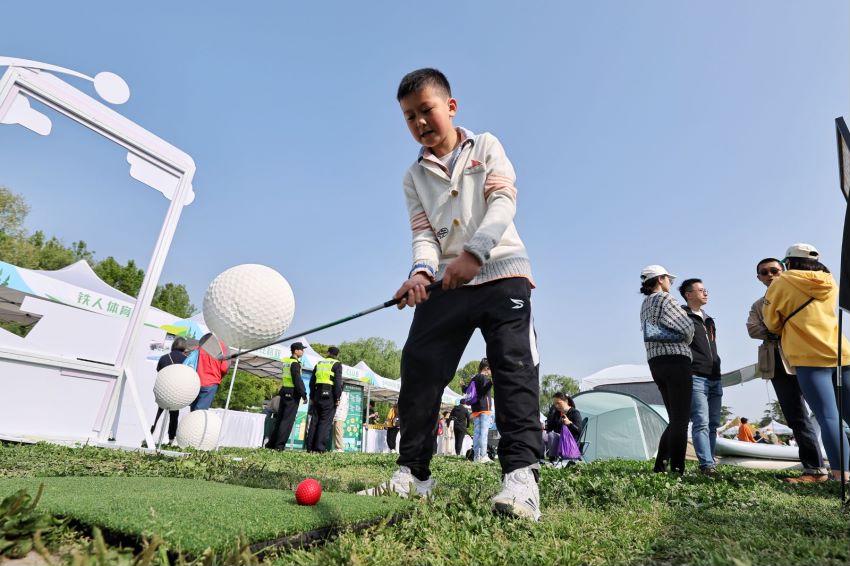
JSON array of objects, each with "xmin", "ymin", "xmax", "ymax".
[{"xmin": 0, "ymin": 57, "xmax": 196, "ymax": 449}]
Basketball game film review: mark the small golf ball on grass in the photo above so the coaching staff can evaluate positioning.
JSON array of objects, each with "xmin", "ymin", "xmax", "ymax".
[
  {"xmin": 203, "ymin": 264, "xmax": 295, "ymax": 350},
  {"xmin": 295, "ymin": 479, "xmax": 322, "ymax": 506}
]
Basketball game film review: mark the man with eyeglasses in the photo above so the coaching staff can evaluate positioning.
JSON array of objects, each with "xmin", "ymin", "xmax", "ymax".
[
  {"xmin": 746, "ymin": 258, "xmax": 827, "ymax": 483},
  {"xmin": 679, "ymin": 278, "xmax": 722, "ymax": 476}
]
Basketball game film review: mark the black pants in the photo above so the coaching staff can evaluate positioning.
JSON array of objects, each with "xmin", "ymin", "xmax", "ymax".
[
  {"xmin": 453, "ymin": 426, "xmax": 466, "ymax": 455},
  {"xmin": 306, "ymin": 393, "xmax": 335, "ymax": 452},
  {"xmin": 397, "ymin": 278, "xmax": 542, "ymax": 479},
  {"xmin": 771, "ymin": 353, "xmax": 825, "ymax": 472},
  {"xmin": 268, "ymin": 388, "xmax": 300, "ymax": 450},
  {"xmin": 649, "ymin": 355, "xmax": 693, "ymax": 474},
  {"xmin": 151, "ymin": 408, "xmax": 179, "ymax": 441},
  {"xmin": 387, "ymin": 427, "xmax": 399, "ymax": 450}
]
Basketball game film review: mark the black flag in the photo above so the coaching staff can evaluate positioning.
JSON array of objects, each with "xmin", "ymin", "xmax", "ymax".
[{"xmin": 835, "ymin": 117, "xmax": 850, "ymax": 311}]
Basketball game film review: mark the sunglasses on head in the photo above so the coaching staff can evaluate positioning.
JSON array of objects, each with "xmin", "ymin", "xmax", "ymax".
[{"xmin": 758, "ymin": 267, "xmax": 782, "ymax": 276}]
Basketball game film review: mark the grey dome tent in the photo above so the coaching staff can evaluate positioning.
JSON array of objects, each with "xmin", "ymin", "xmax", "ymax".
[{"xmin": 573, "ymin": 390, "xmax": 668, "ymax": 463}]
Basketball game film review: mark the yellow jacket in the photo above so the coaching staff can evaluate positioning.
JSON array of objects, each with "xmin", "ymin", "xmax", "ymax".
[{"xmin": 763, "ymin": 270, "xmax": 850, "ymax": 367}]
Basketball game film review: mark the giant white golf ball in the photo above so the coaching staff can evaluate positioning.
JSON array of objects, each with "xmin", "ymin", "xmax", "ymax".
[
  {"xmin": 203, "ymin": 264, "xmax": 295, "ymax": 350},
  {"xmin": 175, "ymin": 410, "xmax": 222, "ymax": 451},
  {"xmin": 153, "ymin": 364, "xmax": 200, "ymax": 410}
]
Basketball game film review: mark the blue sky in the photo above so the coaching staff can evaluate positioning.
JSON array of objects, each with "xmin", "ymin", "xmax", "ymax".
[{"xmin": 1, "ymin": 2, "xmax": 847, "ymax": 419}]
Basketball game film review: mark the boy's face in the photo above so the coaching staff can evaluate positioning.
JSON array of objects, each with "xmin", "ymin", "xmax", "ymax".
[{"xmin": 399, "ymin": 85, "xmax": 457, "ymax": 157}]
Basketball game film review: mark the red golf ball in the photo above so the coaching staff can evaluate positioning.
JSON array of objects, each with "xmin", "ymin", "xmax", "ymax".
[{"xmin": 295, "ymin": 478, "xmax": 322, "ymax": 506}]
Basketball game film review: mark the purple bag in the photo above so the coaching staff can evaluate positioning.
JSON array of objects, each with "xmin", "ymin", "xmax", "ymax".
[
  {"xmin": 559, "ymin": 424, "xmax": 582, "ymax": 460},
  {"xmin": 463, "ymin": 380, "xmax": 479, "ymax": 405}
]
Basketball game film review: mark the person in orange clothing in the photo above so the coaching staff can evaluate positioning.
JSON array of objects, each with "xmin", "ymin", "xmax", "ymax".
[{"xmin": 737, "ymin": 417, "xmax": 757, "ymax": 443}]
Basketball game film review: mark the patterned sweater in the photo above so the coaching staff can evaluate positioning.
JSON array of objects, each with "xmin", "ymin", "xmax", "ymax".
[
  {"xmin": 403, "ymin": 127, "xmax": 533, "ymax": 286},
  {"xmin": 640, "ymin": 292, "xmax": 694, "ymax": 361}
]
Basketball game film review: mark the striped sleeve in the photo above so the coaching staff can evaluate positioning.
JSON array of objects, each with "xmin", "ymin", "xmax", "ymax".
[{"xmin": 464, "ymin": 134, "xmax": 519, "ymax": 264}]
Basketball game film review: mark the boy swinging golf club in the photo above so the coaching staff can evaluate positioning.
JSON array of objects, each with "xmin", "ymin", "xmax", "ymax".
[{"xmin": 388, "ymin": 68, "xmax": 543, "ymax": 521}]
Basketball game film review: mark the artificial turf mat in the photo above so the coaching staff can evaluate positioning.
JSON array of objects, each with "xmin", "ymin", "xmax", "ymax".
[{"xmin": 0, "ymin": 476, "xmax": 411, "ymax": 555}]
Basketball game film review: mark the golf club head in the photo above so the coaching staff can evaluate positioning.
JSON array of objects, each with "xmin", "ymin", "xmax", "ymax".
[{"xmin": 198, "ymin": 332, "xmax": 227, "ymax": 360}]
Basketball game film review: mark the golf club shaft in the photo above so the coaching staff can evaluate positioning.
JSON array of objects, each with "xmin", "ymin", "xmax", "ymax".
[{"xmin": 226, "ymin": 279, "xmax": 443, "ymax": 360}]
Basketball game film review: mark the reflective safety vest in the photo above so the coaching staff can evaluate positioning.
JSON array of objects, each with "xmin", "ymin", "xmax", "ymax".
[
  {"xmin": 314, "ymin": 357, "xmax": 339, "ymax": 385},
  {"xmin": 281, "ymin": 357, "xmax": 300, "ymax": 388}
]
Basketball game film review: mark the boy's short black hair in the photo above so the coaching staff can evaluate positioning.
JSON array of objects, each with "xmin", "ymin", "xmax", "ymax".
[
  {"xmin": 741, "ymin": 417, "xmax": 749, "ymax": 423},
  {"xmin": 678, "ymin": 278, "xmax": 702, "ymax": 300},
  {"xmin": 397, "ymin": 68, "xmax": 451, "ymax": 101}
]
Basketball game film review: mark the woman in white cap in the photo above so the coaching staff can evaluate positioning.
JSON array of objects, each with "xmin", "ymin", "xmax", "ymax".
[
  {"xmin": 764, "ymin": 243, "xmax": 850, "ymax": 481},
  {"xmin": 639, "ymin": 265, "xmax": 695, "ymax": 474}
]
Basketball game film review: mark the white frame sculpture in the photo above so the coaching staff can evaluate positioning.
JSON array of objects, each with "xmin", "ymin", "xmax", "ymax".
[{"xmin": 0, "ymin": 57, "xmax": 196, "ymax": 448}]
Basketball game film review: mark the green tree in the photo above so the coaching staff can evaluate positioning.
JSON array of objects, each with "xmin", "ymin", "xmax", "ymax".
[
  {"xmin": 70, "ymin": 240, "xmax": 95, "ymax": 265},
  {"xmin": 309, "ymin": 342, "xmax": 331, "ymax": 357},
  {"xmin": 0, "ymin": 235, "xmax": 39, "ymax": 268},
  {"xmin": 0, "ymin": 186, "xmax": 29, "ymax": 237},
  {"xmin": 337, "ymin": 337, "xmax": 402, "ymax": 378},
  {"xmin": 213, "ymin": 369, "xmax": 278, "ymax": 412},
  {"xmin": 759, "ymin": 400, "xmax": 785, "ymax": 428},
  {"xmin": 94, "ymin": 257, "xmax": 144, "ymax": 296},
  {"xmin": 31, "ymin": 233, "xmax": 76, "ymax": 270},
  {"xmin": 152, "ymin": 283, "xmax": 196, "ymax": 318},
  {"xmin": 540, "ymin": 373, "xmax": 580, "ymax": 396},
  {"xmin": 449, "ymin": 359, "xmax": 480, "ymax": 394},
  {"xmin": 720, "ymin": 405, "xmax": 734, "ymax": 424}
]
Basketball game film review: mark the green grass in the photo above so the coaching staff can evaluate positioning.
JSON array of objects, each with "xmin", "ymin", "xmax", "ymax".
[
  {"xmin": 0, "ymin": 476, "xmax": 410, "ymax": 556},
  {"xmin": 1, "ymin": 442, "xmax": 848, "ymax": 565}
]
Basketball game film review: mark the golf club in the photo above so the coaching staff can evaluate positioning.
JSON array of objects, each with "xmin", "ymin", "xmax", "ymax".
[{"xmin": 222, "ymin": 279, "xmax": 444, "ymax": 361}]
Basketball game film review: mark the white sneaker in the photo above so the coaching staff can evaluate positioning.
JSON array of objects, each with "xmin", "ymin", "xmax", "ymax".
[
  {"xmin": 387, "ymin": 466, "xmax": 435, "ymax": 498},
  {"xmin": 479, "ymin": 455, "xmax": 494, "ymax": 464},
  {"xmin": 492, "ymin": 465, "xmax": 541, "ymax": 521}
]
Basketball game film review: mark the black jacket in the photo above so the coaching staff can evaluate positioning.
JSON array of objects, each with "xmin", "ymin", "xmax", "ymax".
[
  {"xmin": 683, "ymin": 307, "xmax": 721, "ymax": 379},
  {"xmin": 449, "ymin": 404, "xmax": 471, "ymax": 430},
  {"xmin": 462, "ymin": 372, "xmax": 493, "ymax": 413},
  {"xmin": 545, "ymin": 405, "xmax": 583, "ymax": 441},
  {"xmin": 157, "ymin": 351, "xmax": 187, "ymax": 371}
]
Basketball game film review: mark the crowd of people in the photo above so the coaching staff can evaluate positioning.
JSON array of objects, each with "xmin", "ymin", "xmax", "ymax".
[{"xmin": 640, "ymin": 243, "xmax": 849, "ymax": 483}]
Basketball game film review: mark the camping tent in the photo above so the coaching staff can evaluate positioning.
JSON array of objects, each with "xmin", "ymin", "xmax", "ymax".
[
  {"xmin": 579, "ymin": 364, "xmax": 662, "ymax": 405},
  {"xmin": 572, "ymin": 390, "xmax": 668, "ymax": 463}
]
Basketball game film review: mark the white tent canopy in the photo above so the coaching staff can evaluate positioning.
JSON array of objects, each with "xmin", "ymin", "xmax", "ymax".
[
  {"xmin": 573, "ymin": 390, "xmax": 668, "ymax": 463},
  {"xmin": 0, "ymin": 259, "xmax": 193, "ymax": 446},
  {"xmin": 761, "ymin": 419, "xmax": 793, "ymax": 435}
]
